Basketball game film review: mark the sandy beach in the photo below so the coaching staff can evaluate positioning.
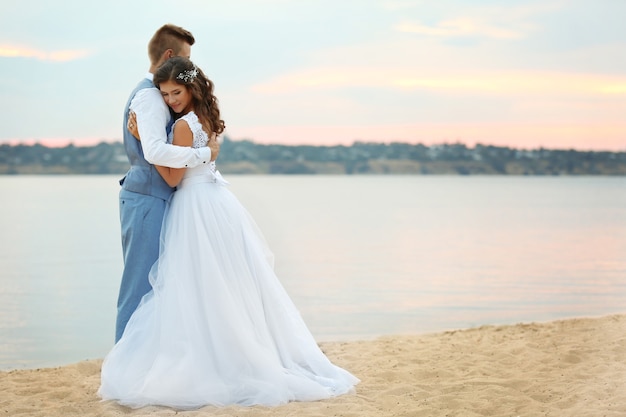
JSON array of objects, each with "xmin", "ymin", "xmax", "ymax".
[{"xmin": 1, "ymin": 314, "xmax": 624, "ymax": 417}]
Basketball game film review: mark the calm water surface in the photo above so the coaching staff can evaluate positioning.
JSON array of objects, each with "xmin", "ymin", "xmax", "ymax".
[{"xmin": 0, "ymin": 175, "xmax": 624, "ymax": 370}]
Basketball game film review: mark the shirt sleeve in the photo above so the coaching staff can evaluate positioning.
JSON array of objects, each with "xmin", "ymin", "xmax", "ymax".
[{"xmin": 130, "ymin": 88, "xmax": 212, "ymax": 168}]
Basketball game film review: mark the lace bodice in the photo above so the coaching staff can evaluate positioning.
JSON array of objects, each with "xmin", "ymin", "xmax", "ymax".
[
  {"xmin": 170, "ymin": 111, "xmax": 209, "ymax": 149},
  {"xmin": 170, "ymin": 111, "xmax": 227, "ymax": 186}
]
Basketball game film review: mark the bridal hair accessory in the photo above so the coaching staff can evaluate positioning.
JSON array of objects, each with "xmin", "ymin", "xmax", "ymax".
[{"xmin": 177, "ymin": 66, "xmax": 198, "ymax": 83}]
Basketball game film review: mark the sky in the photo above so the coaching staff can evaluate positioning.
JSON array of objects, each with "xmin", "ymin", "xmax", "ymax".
[{"xmin": 1, "ymin": 0, "xmax": 625, "ymax": 151}]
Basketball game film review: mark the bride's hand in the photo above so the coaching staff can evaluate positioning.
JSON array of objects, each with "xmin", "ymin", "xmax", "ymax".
[{"xmin": 127, "ymin": 111, "xmax": 140, "ymax": 141}]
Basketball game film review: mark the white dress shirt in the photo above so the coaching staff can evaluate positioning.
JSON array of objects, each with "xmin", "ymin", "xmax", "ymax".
[{"xmin": 130, "ymin": 73, "xmax": 212, "ymax": 168}]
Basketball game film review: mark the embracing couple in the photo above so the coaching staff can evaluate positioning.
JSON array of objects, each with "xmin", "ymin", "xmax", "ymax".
[{"xmin": 97, "ymin": 24, "xmax": 358, "ymax": 409}]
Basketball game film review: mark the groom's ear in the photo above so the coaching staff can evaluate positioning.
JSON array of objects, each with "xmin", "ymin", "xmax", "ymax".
[{"xmin": 156, "ymin": 49, "xmax": 174, "ymax": 68}]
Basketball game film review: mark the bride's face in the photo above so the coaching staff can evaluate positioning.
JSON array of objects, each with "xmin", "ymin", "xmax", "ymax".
[{"xmin": 160, "ymin": 80, "xmax": 193, "ymax": 115}]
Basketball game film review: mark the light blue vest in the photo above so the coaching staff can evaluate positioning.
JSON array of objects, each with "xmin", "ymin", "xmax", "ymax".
[{"xmin": 119, "ymin": 78, "xmax": 175, "ymax": 200}]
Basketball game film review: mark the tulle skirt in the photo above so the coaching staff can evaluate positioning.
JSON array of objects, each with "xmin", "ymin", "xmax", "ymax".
[{"xmin": 98, "ymin": 173, "xmax": 359, "ymax": 409}]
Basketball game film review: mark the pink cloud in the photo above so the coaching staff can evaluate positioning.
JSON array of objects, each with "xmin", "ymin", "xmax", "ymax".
[
  {"xmin": 0, "ymin": 44, "xmax": 91, "ymax": 62},
  {"xmin": 252, "ymin": 67, "xmax": 626, "ymax": 98}
]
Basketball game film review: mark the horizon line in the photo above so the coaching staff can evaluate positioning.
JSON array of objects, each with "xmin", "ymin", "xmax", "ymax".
[{"xmin": 1, "ymin": 137, "xmax": 624, "ymax": 153}]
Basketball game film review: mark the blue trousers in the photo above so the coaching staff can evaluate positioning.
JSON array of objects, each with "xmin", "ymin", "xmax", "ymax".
[{"xmin": 116, "ymin": 188, "xmax": 168, "ymax": 342}]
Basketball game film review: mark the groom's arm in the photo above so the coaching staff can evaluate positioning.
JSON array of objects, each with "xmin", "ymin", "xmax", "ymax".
[{"xmin": 130, "ymin": 88, "xmax": 212, "ymax": 168}]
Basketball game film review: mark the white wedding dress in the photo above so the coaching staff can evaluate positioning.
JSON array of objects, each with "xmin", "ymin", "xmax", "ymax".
[{"xmin": 98, "ymin": 112, "xmax": 358, "ymax": 409}]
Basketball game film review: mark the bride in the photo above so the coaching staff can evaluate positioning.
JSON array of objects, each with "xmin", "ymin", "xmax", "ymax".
[{"xmin": 98, "ymin": 57, "xmax": 359, "ymax": 409}]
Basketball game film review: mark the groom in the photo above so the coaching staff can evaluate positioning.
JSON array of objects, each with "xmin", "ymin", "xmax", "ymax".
[{"xmin": 116, "ymin": 24, "xmax": 219, "ymax": 342}]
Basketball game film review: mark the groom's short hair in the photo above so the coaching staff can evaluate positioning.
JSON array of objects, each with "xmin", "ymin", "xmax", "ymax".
[{"xmin": 148, "ymin": 24, "xmax": 195, "ymax": 66}]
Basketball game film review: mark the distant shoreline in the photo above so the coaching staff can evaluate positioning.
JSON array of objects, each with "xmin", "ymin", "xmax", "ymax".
[{"xmin": 1, "ymin": 140, "xmax": 625, "ymax": 175}]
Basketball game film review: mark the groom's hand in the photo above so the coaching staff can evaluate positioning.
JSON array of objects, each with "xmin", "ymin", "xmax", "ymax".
[{"xmin": 208, "ymin": 133, "xmax": 220, "ymax": 161}]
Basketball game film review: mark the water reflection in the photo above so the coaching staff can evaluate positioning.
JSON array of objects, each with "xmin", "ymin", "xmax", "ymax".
[{"xmin": 0, "ymin": 175, "xmax": 625, "ymax": 369}]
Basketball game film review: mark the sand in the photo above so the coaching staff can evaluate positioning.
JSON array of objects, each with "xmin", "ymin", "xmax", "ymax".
[{"xmin": 1, "ymin": 314, "xmax": 625, "ymax": 417}]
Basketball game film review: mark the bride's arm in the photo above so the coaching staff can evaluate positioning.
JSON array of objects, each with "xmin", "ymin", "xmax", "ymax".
[{"xmin": 155, "ymin": 120, "xmax": 193, "ymax": 187}]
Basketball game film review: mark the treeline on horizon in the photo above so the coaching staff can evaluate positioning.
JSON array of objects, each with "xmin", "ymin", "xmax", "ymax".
[{"xmin": 1, "ymin": 137, "xmax": 625, "ymax": 175}]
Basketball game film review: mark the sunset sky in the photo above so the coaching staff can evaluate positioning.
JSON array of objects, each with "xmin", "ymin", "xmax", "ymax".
[{"xmin": 1, "ymin": 0, "xmax": 625, "ymax": 150}]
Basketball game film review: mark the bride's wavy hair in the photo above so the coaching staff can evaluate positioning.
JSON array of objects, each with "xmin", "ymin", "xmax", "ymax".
[{"xmin": 154, "ymin": 56, "xmax": 225, "ymax": 135}]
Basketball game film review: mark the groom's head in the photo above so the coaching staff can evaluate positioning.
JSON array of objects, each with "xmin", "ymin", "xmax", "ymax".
[{"xmin": 148, "ymin": 24, "xmax": 195, "ymax": 72}]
